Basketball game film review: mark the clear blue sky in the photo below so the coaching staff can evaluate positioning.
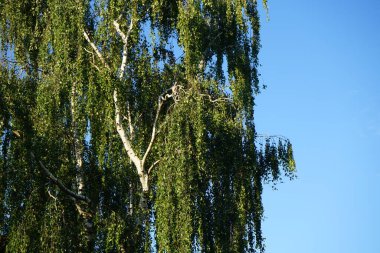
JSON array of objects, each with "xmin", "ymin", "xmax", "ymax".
[{"xmin": 255, "ymin": 1, "xmax": 380, "ymax": 252}]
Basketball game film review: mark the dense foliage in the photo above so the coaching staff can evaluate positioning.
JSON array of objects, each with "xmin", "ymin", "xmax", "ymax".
[{"xmin": 0, "ymin": 0, "xmax": 295, "ymax": 252}]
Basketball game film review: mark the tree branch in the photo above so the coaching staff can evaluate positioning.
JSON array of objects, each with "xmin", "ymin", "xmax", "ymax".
[
  {"xmin": 127, "ymin": 102, "xmax": 134, "ymax": 139},
  {"xmin": 83, "ymin": 30, "xmax": 110, "ymax": 71},
  {"xmin": 47, "ymin": 188, "xmax": 58, "ymax": 202},
  {"xmin": 148, "ymin": 160, "xmax": 160, "ymax": 175},
  {"xmin": 111, "ymin": 18, "xmax": 150, "ymax": 192},
  {"xmin": 113, "ymin": 18, "xmax": 133, "ymax": 79},
  {"xmin": 83, "ymin": 26, "xmax": 140, "ymax": 169},
  {"xmin": 84, "ymin": 17, "xmax": 163, "ymax": 193},
  {"xmin": 31, "ymin": 152, "xmax": 90, "ymax": 203},
  {"xmin": 142, "ymin": 83, "xmax": 181, "ymax": 168},
  {"xmin": 142, "ymin": 98, "xmax": 162, "ymax": 168},
  {"xmin": 113, "ymin": 90, "xmax": 142, "ymax": 172}
]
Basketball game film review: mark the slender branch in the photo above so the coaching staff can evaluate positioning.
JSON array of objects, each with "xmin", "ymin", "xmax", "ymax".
[
  {"xmin": 126, "ymin": 102, "xmax": 134, "ymax": 139},
  {"xmin": 47, "ymin": 187, "xmax": 59, "ymax": 211},
  {"xmin": 31, "ymin": 152, "xmax": 90, "ymax": 203},
  {"xmin": 141, "ymin": 83, "xmax": 179, "ymax": 167},
  {"xmin": 113, "ymin": 19, "xmax": 133, "ymax": 79},
  {"xmin": 83, "ymin": 26, "xmax": 139, "ymax": 168},
  {"xmin": 75, "ymin": 203, "xmax": 93, "ymax": 219},
  {"xmin": 83, "ymin": 30, "xmax": 110, "ymax": 71},
  {"xmin": 47, "ymin": 188, "xmax": 58, "ymax": 201},
  {"xmin": 141, "ymin": 99, "xmax": 162, "ymax": 168},
  {"xmin": 148, "ymin": 160, "xmax": 160, "ymax": 175},
  {"xmin": 84, "ymin": 47, "xmax": 102, "ymax": 72},
  {"xmin": 113, "ymin": 90, "xmax": 142, "ymax": 172},
  {"xmin": 90, "ymin": 62, "xmax": 101, "ymax": 73},
  {"xmin": 83, "ymin": 47, "xmax": 94, "ymax": 55}
]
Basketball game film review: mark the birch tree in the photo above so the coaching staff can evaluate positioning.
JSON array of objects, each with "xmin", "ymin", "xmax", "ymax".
[{"xmin": 0, "ymin": 0, "xmax": 296, "ymax": 252}]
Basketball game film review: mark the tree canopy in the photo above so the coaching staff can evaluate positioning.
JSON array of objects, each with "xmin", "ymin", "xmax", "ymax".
[{"xmin": 0, "ymin": 0, "xmax": 295, "ymax": 252}]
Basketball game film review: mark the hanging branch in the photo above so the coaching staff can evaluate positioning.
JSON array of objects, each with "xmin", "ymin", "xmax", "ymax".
[{"xmin": 31, "ymin": 152, "xmax": 91, "ymax": 203}]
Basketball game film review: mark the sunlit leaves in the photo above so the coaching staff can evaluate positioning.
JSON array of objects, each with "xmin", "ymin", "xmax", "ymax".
[{"xmin": 0, "ymin": 0, "xmax": 295, "ymax": 252}]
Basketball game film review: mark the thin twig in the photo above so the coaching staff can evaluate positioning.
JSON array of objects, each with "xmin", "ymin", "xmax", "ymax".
[{"xmin": 47, "ymin": 188, "xmax": 58, "ymax": 201}]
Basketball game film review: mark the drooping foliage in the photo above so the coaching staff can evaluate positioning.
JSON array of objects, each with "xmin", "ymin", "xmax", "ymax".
[{"xmin": 0, "ymin": 0, "xmax": 295, "ymax": 252}]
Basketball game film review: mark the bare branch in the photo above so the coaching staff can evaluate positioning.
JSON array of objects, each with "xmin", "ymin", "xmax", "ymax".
[
  {"xmin": 83, "ymin": 48, "xmax": 102, "ymax": 72},
  {"xmin": 141, "ymin": 99, "xmax": 162, "ymax": 168},
  {"xmin": 31, "ymin": 152, "xmax": 90, "ymax": 203},
  {"xmin": 113, "ymin": 90, "xmax": 142, "ymax": 171},
  {"xmin": 47, "ymin": 188, "xmax": 58, "ymax": 201},
  {"xmin": 148, "ymin": 160, "xmax": 160, "ymax": 175},
  {"xmin": 127, "ymin": 102, "xmax": 134, "ymax": 139},
  {"xmin": 90, "ymin": 62, "xmax": 101, "ymax": 72},
  {"xmin": 83, "ymin": 30, "xmax": 110, "ymax": 70},
  {"xmin": 83, "ymin": 47, "xmax": 94, "ymax": 55},
  {"xmin": 142, "ymin": 83, "xmax": 181, "ymax": 167},
  {"xmin": 113, "ymin": 19, "xmax": 133, "ymax": 79}
]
